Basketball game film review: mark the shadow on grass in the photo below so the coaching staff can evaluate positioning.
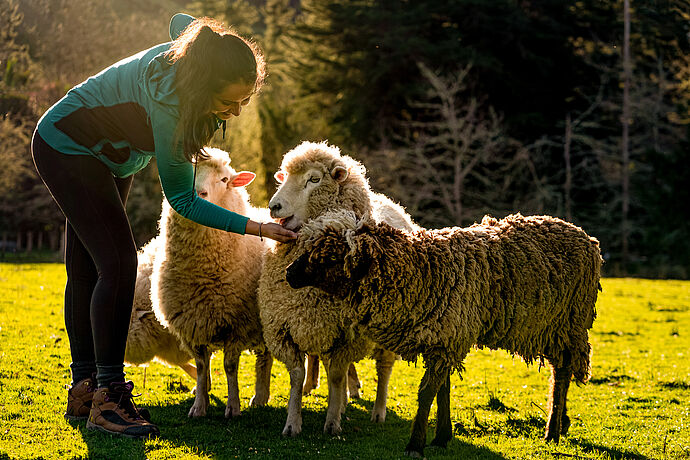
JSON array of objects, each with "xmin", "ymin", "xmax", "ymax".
[
  {"xmin": 589, "ymin": 374, "xmax": 637, "ymax": 385},
  {"xmin": 65, "ymin": 394, "xmax": 509, "ymax": 459},
  {"xmin": 568, "ymin": 437, "xmax": 650, "ymax": 460},
  {"xmin": 455, "ymin": 412, "xmax": 545, "ymax": 440},
  {"xmin": 66, "ymin": 418, "xmax": 148, "ymax": 458},
  {"xmin": 658, "ymin": 380, "xmax": 690, "ymax": 390}
]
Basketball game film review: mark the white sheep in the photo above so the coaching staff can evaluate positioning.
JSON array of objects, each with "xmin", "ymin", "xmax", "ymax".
[
  {"xmin": 151, "ymin": 147, "xmax": 273, "ymax": 418},
  {"xmin": 286, "ymin": 210, "xmax": 603, "ymax": 457},
  {"xmin": 258, "ymin": 141, "xmax": 418, "ymax": 436},
  {"xmin": 124, "ymin": 235, "xmax": 196, "ymax": 380}
]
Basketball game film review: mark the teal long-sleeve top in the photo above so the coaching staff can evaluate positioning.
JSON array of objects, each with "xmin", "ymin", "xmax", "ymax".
[{"xmin": 35, "ymin": 13, "xmax": 249, "ymax": 234}]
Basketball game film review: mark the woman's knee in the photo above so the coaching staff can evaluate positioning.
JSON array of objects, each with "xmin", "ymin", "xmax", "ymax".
[{"xmin": 97, "ymin": 246, "xmax": 138, "ymax": 283}]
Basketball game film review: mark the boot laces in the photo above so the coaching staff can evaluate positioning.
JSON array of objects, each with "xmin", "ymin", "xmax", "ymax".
[{"xmin": 111, "ymin": 382, "xmax": 144, "ymax": 421}]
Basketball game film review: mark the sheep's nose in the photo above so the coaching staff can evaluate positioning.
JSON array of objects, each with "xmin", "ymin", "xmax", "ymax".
[
  {"xmin": 269, "ymin": 202, "xmax": 282, "ymax": 216},
  {"xmin": 197, "ymin": 190, "xmax": 208, "ymax": 199},
  {"xmin": 286, "ymin": 254, "xmax": 310, "ymax": 289}
]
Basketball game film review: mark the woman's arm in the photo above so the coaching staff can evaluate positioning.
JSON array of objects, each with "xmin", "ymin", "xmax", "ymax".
[{"xmin": 151, "ymin": 113, "xmax": 296, "ymax": 242}]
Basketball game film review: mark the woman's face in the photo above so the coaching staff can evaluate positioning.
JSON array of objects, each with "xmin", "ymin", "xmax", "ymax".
[{"xmin": 211, "ymin": 82, "xmax": 255, "ymax": 120}]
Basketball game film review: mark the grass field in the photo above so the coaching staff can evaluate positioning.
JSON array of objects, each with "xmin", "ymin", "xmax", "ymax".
[{"xmin": 0, "ymin": 263, "xmax": 688, "ymax": 459}]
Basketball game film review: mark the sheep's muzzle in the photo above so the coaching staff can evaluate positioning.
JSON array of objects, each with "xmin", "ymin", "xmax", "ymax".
[{"xmin": 285, "ymin": 253, "xmax": 312, "ymax": 289}]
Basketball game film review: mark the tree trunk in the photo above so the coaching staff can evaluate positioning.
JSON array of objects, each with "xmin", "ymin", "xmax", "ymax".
[
  {"xmin": 621, "ymin": 0, "xmax": 631, "ymax": 271},
  {"xmin": 37, "ymin": 232, "xmax": 43, "ymax": 251},
  {"xmin": 563, "ymin": 113, "xmax": 573, "ymax": 222},
  {"xmin": 16, "ymin": 232, "xmax": 21, "ymax": 252},
  {"xmin": 49, "ymin": 230, "xmax": 59, "ymax": 251},
  {"xmin": 26, "ymin": 231, "xmax": 34, "ymax": 253}
]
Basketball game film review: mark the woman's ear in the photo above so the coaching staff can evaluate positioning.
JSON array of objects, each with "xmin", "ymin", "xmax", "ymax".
[{"xmin": 230, "ymin": 171, "xmax": 256, "ymax": 187}]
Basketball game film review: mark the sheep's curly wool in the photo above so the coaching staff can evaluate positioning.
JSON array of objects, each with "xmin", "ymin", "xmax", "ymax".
[
  {"xmin": 260, "ymin": 142, "xmax": 415, "ymax": 363},
  {"xmin": 124, "ymin": 236, "xmax": 193, "ymax": 373},
  {"xmin": 258, "ymin": 141, "xmax": 414, "ymax": 434},
  {"xmin": 150, "ymin": 148, "xmax": 272, "ymax": 417},
  {"xmin": 290, "ymin": 210, "xmax": 602, "ymax": 454},
  {"xmin": 298, "ymin": 212, "xmax": 601, "ymax": 383},
  {"xmin": 152, "ymin": 181, "xmax": 267, "ymax": 353}
]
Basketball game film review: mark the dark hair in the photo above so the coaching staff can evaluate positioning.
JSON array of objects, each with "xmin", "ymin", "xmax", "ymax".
[{"xmin": 166, "ymin": 17, "xmax": 266, "ymax": 162}]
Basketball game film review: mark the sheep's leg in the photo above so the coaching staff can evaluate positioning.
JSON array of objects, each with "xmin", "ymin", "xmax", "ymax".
[
  {"xmin": 404, "ymin": 366, "xmax": 444, "ymax": 458},
  {"xmin": 180, "ymin": 362, "xmax": 197, "ymax": 380},
  {"xmin": 188, "ymin": 345, "xmax": 211, "ymax": 417},
  {"xmin": 250, "ymin": 349, "xmax": 273, "ymax": 407},
  {"xmin": 545, "ymin": 350, "xmax": 573, "ymax": 443},
  {"xmin": 223, "ymin": 343, "xmax": 242, "ymax": 418},
  {"xmin": 347, "ymin": 363, "xmax": 361, "ymax": 399},
  {"xmin": 324, "ymin": 357, "xmax": 349, "ymax": 435},
  {"xmin": 371, "ymin": 349, "xmax": 396, "ymax": 423},
  {"xmin": 282, "ymin": 355, "xmax": 306, "ymax": 437},
  {"xmin": 303, "ymin": 354, "xmax": 320, "ymax": 395},
  {"xmin": 430, "ymin": 372, "xmax": 453, "ymax": 448}
]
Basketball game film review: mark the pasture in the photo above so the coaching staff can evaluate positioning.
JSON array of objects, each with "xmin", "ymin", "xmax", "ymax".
[{"xmin": 0, "ymin": 263, "xmax": 688, "ymax": 459}]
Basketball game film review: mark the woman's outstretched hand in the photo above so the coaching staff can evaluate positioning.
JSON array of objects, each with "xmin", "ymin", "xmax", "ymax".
[{"xmin": 246, "ymin": 220, "xmax": 297, "ymax": 243}]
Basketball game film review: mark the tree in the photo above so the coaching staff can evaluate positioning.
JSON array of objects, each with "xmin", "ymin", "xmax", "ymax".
[{"xmin": 369, "ymin": 63, "xmax": 523, "ymax": 228}]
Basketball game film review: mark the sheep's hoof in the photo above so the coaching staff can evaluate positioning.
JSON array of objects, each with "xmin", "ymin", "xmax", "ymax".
[
  {"xmin": 250, "ymin": 393, "xmax": 269, "ymax": 407},
  {"xmin": 188, "ymin": 404, "xmax": 207, "ymax": 418},
  {"xmin": 324, "ymin": 421, "xmax": 342, "ymax": 436},
  {"xmin": 544, "ymin": 431, "xmax": 561, "ymax": 443},
  {"xmin": 282, "ymin": 423, "xmax": 301, "ymax": 437},
  {"xmin": 224, "ymin": 406, "xmax": 241, "ymax": 418},
  {"xmin": 371, "ymin": 410, "xmax": 386, "ymax": 423},
  {"xmin": 429, "ymin": 436, "xmax": 451, "ymax": 449}
]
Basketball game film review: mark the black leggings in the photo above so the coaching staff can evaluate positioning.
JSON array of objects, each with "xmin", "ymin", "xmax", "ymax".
[{"xmin": 32, "ymin": 131, "xmax": 136, "ymax": 387}]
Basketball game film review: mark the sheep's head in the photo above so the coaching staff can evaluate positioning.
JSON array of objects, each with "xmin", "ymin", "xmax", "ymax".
[
  {"xmin": 195, "ymin": 147, "xmax": 255, "ymax": 207},
  {"xmin": 268, "ymin": 141, "xmax": 369, "ymax": 231},
  {"xmin": 285, "ymin": 210, "xmax": 374, "ymax": 299}
]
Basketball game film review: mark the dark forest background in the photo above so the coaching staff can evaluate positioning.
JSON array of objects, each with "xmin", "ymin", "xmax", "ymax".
[{"xmin": 1, "ymin": 0, "xmax": 688, "ymax": 278}]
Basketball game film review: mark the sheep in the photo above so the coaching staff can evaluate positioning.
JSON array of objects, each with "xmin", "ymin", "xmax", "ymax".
[
  {"xmin": 258, "ymin": 140, "xmax": 417, "ymax": 436},
  {"xmin": 286, "ymin": 210, "xmax": 603, "ymax": 457},
  {"xmin": 124, "ymin": 235, "xmax": 196, "ymax": 380},
  {"xmin": 151, "ymin": 147, "xmax": 273, "ymax": 418}
]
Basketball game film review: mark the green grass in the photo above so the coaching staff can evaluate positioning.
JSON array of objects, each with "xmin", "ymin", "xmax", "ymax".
[{"xmin": 1, "ymin": 263, "xmax": 689, "ymax": 459}]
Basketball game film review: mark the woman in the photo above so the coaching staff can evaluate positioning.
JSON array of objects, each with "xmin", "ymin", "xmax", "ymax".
[{"xmin": 32, "ymin": 13, "xmax": 296, "ymax": 438}]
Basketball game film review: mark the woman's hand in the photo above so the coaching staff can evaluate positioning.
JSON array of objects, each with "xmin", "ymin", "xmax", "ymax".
[{"xmin": 245, "ymin": 220, "xmax": 297, "ymax": 243}]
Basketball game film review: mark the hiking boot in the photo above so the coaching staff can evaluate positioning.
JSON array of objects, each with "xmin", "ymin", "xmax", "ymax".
[
  {"xmin": 86, "ymin": 381, "xmax": 159, "ymax": 439},
  {"xmin": 65, "ymin": 374, "xmax": 96, "ymax": 421}
]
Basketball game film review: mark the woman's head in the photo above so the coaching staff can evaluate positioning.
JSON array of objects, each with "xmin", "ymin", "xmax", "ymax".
[{"xmin": 167, "ymin": 17, "xmax": 266, "ymax": 162}]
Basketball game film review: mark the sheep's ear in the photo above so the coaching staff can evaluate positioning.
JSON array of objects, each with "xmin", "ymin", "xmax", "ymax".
[
  {"xmin": 231, "ymin": 171, "xmax": 255, "ymax": 187},
  {"xmin": 346, "ymin": 239, "xmax": 372, "ymax": 281},
  {"xmin": 274, "ymin": 170, "xmax": 286, "ymax": 184},
  {"xmin": 331, "ymin": 165, "xmax": 349, "ymax": 183}
]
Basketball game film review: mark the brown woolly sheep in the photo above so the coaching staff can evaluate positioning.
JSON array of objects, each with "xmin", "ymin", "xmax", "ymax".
[
  {"xmin": 151, "ymin": 147, "xmax": 273, "ymax": 418},
  {"xmin": 286, "ymin": 210, "xmax": 602, "ymax": 457},
  {"xmin": 124, "ymin": 235, "xmax": 196, "ymax": 380},
  {"xmin": 259, "ymin": 141, "xmax": 416, "ymax": 436}
]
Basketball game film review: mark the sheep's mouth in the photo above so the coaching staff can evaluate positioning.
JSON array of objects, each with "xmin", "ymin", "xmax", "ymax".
[{"xmin": 279, "ymin": 216, "xmax": 301, "ymax": 231}]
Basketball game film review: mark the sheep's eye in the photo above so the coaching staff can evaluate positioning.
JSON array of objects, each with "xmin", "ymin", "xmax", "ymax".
[
  {"xmin": 309, "ymin": 176, "xmax": 321, "ymax": 184},
  {"xmin": 220, "ymin": 177, "xmax": 229, "ymax": 183}
]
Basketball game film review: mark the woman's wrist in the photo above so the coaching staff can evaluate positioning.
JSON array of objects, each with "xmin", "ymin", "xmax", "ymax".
[{"xmin": 244, "ymin": 220, "xmax": 261, "ymax": 236}]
